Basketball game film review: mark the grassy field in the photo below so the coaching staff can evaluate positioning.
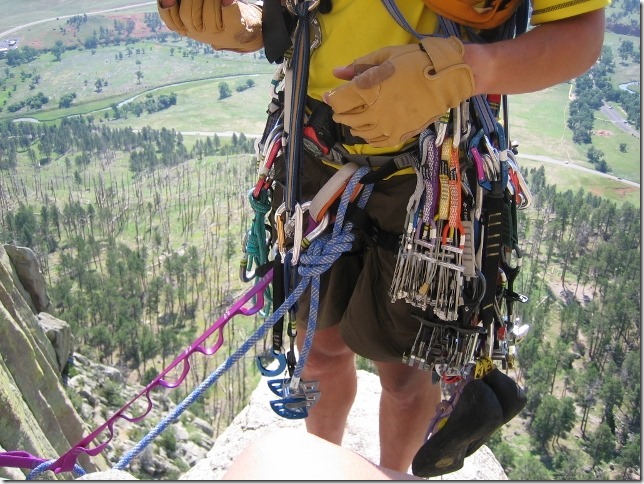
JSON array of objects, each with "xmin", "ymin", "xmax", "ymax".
[
  {"xmin": 0, "ymin": 6, "xmax": 639, "ymax": 207},
  {"xmin": 510, "ymin": 84, "xmax": 640, "ymax": 183},
  {"xmin": 603, "ymin": 31, "xmax": 641, "ymax": 86},
  {"xmin": 105, "ymin": 74, "xmax": 274, "ymax": 135},
  {"xmin": 0, "ymin": 38, "xmax": 274, "ymax": 122},
  {"xmin": 0, "ymin": 1, "xmax": 156, "ymax": 34},
  {"xmin": 517, "ymin": 157, "xmax": 640, "ymax": 205}
]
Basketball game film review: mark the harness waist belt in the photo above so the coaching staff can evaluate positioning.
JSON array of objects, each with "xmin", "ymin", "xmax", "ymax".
[{"xmin": 306, "ymin": 96, "xmax": 367, "ymax": 146}]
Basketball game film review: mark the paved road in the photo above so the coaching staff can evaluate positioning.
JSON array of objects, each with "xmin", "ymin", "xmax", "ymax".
[
  {"xmin": 0, "ymin": 2, "xmax": 156, "ymax": 39},
  {"xmin": 600, "ymin": 102, "xmax": 640, "ymax": 138},
  {"xmin": 178, "ymin": 131, "xmax": 640, "ymax": 189},
  {"xmin": 515, "ymin": 153, "xmax": 640, "ymax": 188}
]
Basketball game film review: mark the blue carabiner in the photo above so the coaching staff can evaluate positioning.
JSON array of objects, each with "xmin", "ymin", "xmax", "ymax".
[
  {"xmin": 255, "ymin": 349, "xmax": 287, "ymax": 377},
  {"xmin": 270, "ymin": 398, "xmax": 309, "ymax": 419}
]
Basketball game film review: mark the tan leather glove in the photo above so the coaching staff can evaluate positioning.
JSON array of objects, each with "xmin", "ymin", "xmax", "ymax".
[
  {"xmin": 324, "ymin": 37, "xmax": 475, "ymax": 148},
  {"xmin": 158, "ymin": 0, "xmax": 263, "ymax": 53}
]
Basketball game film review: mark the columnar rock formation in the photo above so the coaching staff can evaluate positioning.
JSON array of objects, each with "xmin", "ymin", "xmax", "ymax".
[{"xmin": 0, "ymin": 244, "xmax": 108, "ymax": 480}]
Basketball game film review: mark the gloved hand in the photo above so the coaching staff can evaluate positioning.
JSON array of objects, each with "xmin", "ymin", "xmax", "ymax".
[
  {"xmin": 323, "ymin": 36, "xmax": 475, "ymax": 148},
  {"xmin": 158, "ymin": 0, "xmax": 263, "ymax": 53}
]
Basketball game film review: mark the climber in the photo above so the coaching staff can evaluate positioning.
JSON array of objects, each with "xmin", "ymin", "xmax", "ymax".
[{"xmin": 156, "ymin": 0, "xmax": 608, "ymax": 476}]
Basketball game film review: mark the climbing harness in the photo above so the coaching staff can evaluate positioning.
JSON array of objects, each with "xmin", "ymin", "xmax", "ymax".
[{"xmin": 251, "ymin": 0, "xmax": 534, "ymax": 415}]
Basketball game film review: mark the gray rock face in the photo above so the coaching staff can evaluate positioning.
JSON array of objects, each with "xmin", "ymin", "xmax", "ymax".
[
  {"xmin": 37, "ymin": 312, "xmax": 74, "ymax": 374},
  {"xmin": 79, "ymin": 368, "xmax": 507, "ymax": 481},
  {"xmin": 3, "ymin": 245, "xmax": 51, "ymax": 313},
  {"xmin": 0, "ymin": 241, "xmax": 506, "ymax": 481},
  {"xmin": 76, "ymin": 469, "xmax": 136, "ymax": 480},
  {"xmin": 0, "ymin": 244, "xmax": 108, "ymax": 479}
]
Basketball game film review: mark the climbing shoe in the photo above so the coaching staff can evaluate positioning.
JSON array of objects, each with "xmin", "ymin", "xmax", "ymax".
[
  {"xmin": 482, "ymin": 368, "xmax": 527, "ymax": 424},
  {"xmin": 411, "ymin": 378, "xmax": 504, "ymax": 478}
]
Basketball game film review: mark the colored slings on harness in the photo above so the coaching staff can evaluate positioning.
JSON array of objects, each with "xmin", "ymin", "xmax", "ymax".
[
  {"xmin": 433, "ymin": 138, "xmax": 465, "ymax": 321},
  {"xmin": 390, "ymin": 129, "xmax": 439, "ymax": 307},
  {"xmin": 240, "ymin": 189, "xmax": 272, "ymax": 285},
  {"xmin": 252, "ymin": 122, "xmax": 283, "ymax": 199},
  {"xmin": 442, "ymin": 139, "xmax": 465, "ymax": 247}
]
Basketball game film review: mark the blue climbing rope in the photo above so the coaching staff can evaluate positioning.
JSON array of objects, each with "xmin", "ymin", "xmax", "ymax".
[
  {"xmin": 292, "ymin": 167, "xmax": 373, "ymax": 382},
  {"xmin": 27, "ymin": 460, "xmax": 86, "ymax": 480},
  {"xmin": 113, "ymin": 167, "xmax": 373, "ymax": 472}
]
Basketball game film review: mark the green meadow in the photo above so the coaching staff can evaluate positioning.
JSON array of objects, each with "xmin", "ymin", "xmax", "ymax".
[
  {"xmin": 0, "ymin": 4, "xmax": 639, "ymax": 206},
  {"xmin": 0, "ymin": 1, "xmax": 156, "ymax": 33}
]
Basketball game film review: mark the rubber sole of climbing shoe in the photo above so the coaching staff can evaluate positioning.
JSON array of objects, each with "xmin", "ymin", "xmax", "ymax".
[
  {"xmin": 411, "ymin": 378, "xmax": 504, "ymax": 478},
  {"xmin": 482, "ymin": 368, "xmax": 527, "ymax": 425}
]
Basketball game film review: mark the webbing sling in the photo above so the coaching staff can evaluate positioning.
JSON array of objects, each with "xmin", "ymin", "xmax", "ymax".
[
  {"xmin": 478, "ymin": 187, "xmax": 504, "ymax": 329},
  {"xmin": 283, "ymin": 2, "xmax": 315, "ymax": 215},
  {"xmin": 272, "ymin": 252, "xmax": 286, "ymax": 353}
]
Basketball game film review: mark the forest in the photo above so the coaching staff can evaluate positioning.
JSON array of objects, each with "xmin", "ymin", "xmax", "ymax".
[{"xmin": 0, "ymin": 114, "xmax": 640, "ymax": 479}]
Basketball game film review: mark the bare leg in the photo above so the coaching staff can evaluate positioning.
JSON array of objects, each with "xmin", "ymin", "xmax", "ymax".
[
  {"xmin": 375, "ymin": 361, "xmax": 441, "ymax": 472},
  {"xmin": 297, "ymin": 324, "xmax": 357, "ymax": 445}
]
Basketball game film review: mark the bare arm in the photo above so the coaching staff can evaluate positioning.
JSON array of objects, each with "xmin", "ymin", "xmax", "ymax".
[{"xmin": 464, "ymin": 8, "xmax": 605, "ymax": 95}]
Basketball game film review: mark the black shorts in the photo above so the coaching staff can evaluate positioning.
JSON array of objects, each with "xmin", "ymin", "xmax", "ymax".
[{"xmin": 272, "ymin": 151, "xmax": 421, "ymax": 363}]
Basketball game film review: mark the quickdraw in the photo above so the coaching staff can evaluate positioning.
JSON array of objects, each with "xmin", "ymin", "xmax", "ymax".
[{"xmin": 392, "ymin": 97, "xmax": 532, "ymax": 382}]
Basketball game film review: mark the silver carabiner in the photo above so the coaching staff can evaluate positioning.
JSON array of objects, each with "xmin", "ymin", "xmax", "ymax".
[
  {"xmin": 286, "ymin": 0, "xmax": 321, "ymax": 15},
  {"xmin": 290, "ymin": 203, "xmax": 307, "ymax": 265}
]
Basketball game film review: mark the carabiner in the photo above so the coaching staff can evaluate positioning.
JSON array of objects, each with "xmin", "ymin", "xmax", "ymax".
[
  {"xmin": 290, "ymin": 203, "xmax": 307, "ymax": 265},
  {"xmin": 256, "ymin": 349, "xmax": 288, "ymax": 377},
  {"xmin": 274, "ymin": 203, "xmax": 288, "ymax": 260},
  {"xmin": 301, "ymin": 211, "xmax": 330, "ymax": 249}
]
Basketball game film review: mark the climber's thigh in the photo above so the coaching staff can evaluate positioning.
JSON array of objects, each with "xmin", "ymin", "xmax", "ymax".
[
  {"xmin": 339, "ymin": 172, "xmax": 420, "ymax": 362},
  {"xmin": 295, "ymin": 250, "xmax": 363, "ymax": 331},
  {"xmin": 272, "ymin": 151, "xmax": 364, "ymax": 332}
]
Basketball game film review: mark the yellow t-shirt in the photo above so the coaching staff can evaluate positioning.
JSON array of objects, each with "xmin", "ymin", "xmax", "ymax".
[
  {"xmin": 306, "ymin": 0, "xmax": 609, "ymax": 156},
  {"xmin": 531, "ymin": 0, "xmax": 610, "ymax": 24},
  {"xmin": 308, "ymin": 0, "xmax": 437, "ymax": 101},
  {"xmin": 308, "ymin": 0, "xmax": 436, "ymax": 155},
  {"xmin": 308, "ymin": 0, "xmax": 610, "ymax": 99}
]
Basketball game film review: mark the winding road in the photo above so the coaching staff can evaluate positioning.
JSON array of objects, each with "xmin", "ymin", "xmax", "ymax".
[
  {"xmin": 0, "ymin": 2, "xmax": 156, "ymax": 39},
  {"xmin": 2, "ymin": 3, "xmax": 640, "ymax": 190}
]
